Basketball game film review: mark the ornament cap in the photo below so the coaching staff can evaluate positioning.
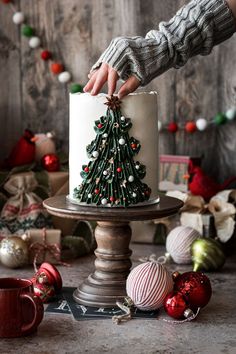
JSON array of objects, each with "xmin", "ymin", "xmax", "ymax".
[
  {"xmin": 38, "ymin": 262, "xmax": 62, "ymax": 292},
  {"xmin": 184, "ymin": 308, "xmax": 194, "ymax": 319},
  {"xmin": 172, "ymin": 271, "xmax": 181, "ymax": 281}
]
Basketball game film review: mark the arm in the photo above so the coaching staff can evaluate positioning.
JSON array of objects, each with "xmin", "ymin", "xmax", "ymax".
[{"xmin": 84, "ymin": 0, "xmax": 236, "ymax": 98}]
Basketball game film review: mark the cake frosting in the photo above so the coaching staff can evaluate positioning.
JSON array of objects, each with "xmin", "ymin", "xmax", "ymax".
[{"xmin": 69, "ymin": 92, "xmax": 159, "ymax": 207}]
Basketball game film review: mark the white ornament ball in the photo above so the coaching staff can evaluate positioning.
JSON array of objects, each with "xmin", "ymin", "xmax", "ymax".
[
  {"xmin": 0, "ymin": 236, "xmax": 28, "ymax": 268},
  {"xmin": 58, "ymin": 71, "xmax": 71, "ymax": 83},
  {"xmin": 121, "ymin": 116, "xmax": 126, "ymax": 121},
  {"xmin": 158, "ymin": 120, "xmax": 162, "ymax": 132},
  {"xmin": 225, "ymin": 108, "xmax": 236, "ymax": 120},
  {"xmin": 196, "ymin": 118, "xmax": 208, "ymax": 131},
  {"xmin": 12, "ymin": 12, "xmax": 25, "ymax": 25},
  {"xmin": 102, "ymin": 133, "xmax": 108, "ymax": 138},
  {"xmin": 119, "ymin": 138, "xmax": 125, "ymax": 145},
  {"xmin": 29, "ymin": 36, "xmax": 41, "ymax": 49},
  {"xmin": 132, "ymin": 192, "xmax": 137, "ymax": 198},
  {"xmin": 92, "ymin": 151, "xmax": 99, "ymax": 158},
  {"xmin": 101, "ymin": 198, "xmax": 107, "ymax": 205},
  {"xmin": 88, "ymin": 193, "xmax": 92, "ymax": 198},
  {"xmin": 166, "ymin": 226, "xmax": 201, "ymax": 264},
  {"xmin": 126, "ymin": 262, "xmax": 173, "ymax": 311},
  {"xmin": 103, "ymin": 170, "xmax": 108, "ymax": 176},
  {"xmin": 128, "ymin": 175, "xmax": 134, "ymax": 182}
]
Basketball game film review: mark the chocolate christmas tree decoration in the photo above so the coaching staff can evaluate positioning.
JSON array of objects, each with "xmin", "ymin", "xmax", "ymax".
[{"xmin": 73, "ymin": 96, "xmax": 151, "ymax": 207}]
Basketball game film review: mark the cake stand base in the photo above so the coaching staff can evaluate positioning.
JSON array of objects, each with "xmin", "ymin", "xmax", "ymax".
[{"xmin": 43, "ymin": 195, "xmax": 183, "ymax": 307}]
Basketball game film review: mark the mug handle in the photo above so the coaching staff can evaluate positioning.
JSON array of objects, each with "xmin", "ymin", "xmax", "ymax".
[{"xmin": 20, "ymin": 293, "xmax": 44, "ymax": 335}]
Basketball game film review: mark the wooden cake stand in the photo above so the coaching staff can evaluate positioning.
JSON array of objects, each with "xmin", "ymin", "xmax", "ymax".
[{"xmin": 43, "ymin": 195, "xmax": 183, "ymax": 308}]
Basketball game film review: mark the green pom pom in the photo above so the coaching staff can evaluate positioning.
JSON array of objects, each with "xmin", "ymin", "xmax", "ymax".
[
  {"xmin": 21, "ymin": 25, "xmax": 34, "ymax": 37},
  {"xmin": 214, "ymin": 113, "xmax": 227, "ymax": 125},
  {"xmin": 70, "ymin": 83, "xmax": 83, "ymax": 93}
]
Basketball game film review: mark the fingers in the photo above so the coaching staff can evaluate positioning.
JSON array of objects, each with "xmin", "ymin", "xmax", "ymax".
[
  {"xmin": 108, "ymin": 68, "xmax": 119, "ymax": 96},
  {"xmin": 83, "ymin": 71, "xmax": 98, "ymax": 93},
  {"xmin": 118, "ymin": 75, "xmax": 140, "ymax": 99}
]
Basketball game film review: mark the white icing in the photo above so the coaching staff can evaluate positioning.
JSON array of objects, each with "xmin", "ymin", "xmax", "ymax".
[{"xmin": 69, "ymin": 92, "xmax": 159, "ymax": 204}]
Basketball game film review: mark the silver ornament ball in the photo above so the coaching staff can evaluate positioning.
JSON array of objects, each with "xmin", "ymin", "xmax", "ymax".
[
  {"xmin": 119, "ymin": 138, "xmax": 125, "ymax": 145},
  {"xmin": 128, "ymin": 175, "xmax": 134, "ymax": 182},
  {"xmin": 101, "ymin": 198, "xmax": 108, "ymax": 205},
  {"xmin": 92, "ymin": 151, "xmax": 99, "ymax": 158},
  {"xmin": 0, "ymin": 236, "xmax": 28, "ymax": 268}
]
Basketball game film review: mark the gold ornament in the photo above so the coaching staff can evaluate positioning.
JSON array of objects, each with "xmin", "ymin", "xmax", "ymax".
[{"xmin": 0, "ymin": 236, "xmax": 29, "ymax": 268}]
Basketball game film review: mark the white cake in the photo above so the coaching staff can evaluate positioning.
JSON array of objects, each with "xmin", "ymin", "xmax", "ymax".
[{"xmin": 69, "ymin": 92, "xmax": 159, "ymax": 207}]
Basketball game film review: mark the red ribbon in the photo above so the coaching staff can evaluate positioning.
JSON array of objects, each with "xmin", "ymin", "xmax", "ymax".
[{"xmin": 29, "ymin": 228, "xmax": 69, "ymax": 272}]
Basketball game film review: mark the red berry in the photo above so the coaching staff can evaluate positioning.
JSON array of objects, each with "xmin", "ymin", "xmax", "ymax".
[
  {"xmin": 168, "ymin": 122, "xmax": 178, "ymax": 133},
  {"xmin": 97, "ymin": 123, "xmax": 103, "ymax": 129},
  {"xmin": 51, "ymin": 62, "xmax": 64, "ymax": 75},
  {"xmin": 131, "ymin": 143, "xmax": 137, "ymax": 149},
  {"xmin": 41, "ymin": 50, "xmax": 52, "ymax": 61},
  {"xmin": 84, "ymin": 166, "xmax": 89, "ymax": 173},
  {"xmin": 185, "ymin": 121, "xmax": 197, "ymax": 133},
  {"xmin": 116, "ymin": 167, "xmax": 122, "ymax": 173},
  {"xmin": 110, "ymin": 196, "xmax": 115, "ymax": 202},
  {"xmin": 94, "ymin": 189, "xmax": 100, "ymax": 195}
]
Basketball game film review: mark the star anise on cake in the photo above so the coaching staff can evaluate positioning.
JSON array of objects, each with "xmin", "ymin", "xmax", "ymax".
[{"xmin": 105, "ymin": 95, "xmax": 122, "ymax": 110}]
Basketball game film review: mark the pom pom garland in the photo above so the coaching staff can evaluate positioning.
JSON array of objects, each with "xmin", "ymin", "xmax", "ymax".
[
  {"xmin": 2, "ymin": 1, "xmax": 83, "ymax": 91},
  {"xmin": 158, "ymin": 107, "xmax": 236, "ymax": 134},
  {"xmin": 166, "ymin": 226, "xmax": 201, "ymax": 264},
  {"xmin": 126, "ymin": 261, "xmax": 173, "ymax": 311}
]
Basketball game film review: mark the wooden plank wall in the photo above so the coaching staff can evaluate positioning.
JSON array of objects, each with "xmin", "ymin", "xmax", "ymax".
[{"xmin": 0, "ymin": 0, "xmax": 236, "ymax": 183}]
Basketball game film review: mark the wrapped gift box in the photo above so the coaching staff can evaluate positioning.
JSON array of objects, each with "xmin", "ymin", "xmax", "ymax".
[{"xmin": 27, "ymin": 228, "xmax": 61, "ymax": 264}]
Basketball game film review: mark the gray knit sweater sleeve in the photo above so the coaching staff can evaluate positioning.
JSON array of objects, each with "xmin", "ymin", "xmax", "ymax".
[{"xmin": 91, "ymin": 0, "xmax": 236, "ymax": 86}]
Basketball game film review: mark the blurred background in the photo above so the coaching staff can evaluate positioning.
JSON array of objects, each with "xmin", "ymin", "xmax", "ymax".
[{"xmin": 0, "ymin": 0, "xmax": 236, "ymax": 182}]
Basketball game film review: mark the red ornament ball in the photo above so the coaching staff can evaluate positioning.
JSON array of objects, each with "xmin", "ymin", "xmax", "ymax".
[
  {"xmin": 41, "ymin": 153, "xmax": 60, "ymax": 172},
  {"xmin": 84, "ymin": 166, "xmax": 89, "ymax": 173},
  {"xmin": 163, "ymin": 291, "xmax": 189, "ymax": 319},
  {"xmin": 131, "ymin": 143, "xmax": 137, "ymax": 150},
  {"xmin": 97, "ymin": 123, "xmax": 103, "ymax": 129},
  {"xmin": 51, "ymin": 62, "xmax": 64, "ymax": 75},
  {"xmin": 117, "ymin": 167, "xmax": 122, "ymax": 173},
  {"xmin": 174, "ymin": 271, "xmax": 212, "ymax": 308},
  {"xmin": 168, "ymin": 122, "xmax": 178, "ymax": 133},
  {"xmin": 110, "ymin": 196, "xmax": 115, "ymax": 202},
  {"xmin": 94, "ymin": 188, "xmax": 100, "ymax": 195},
  {"xmin": 41, "ymin": 50, "xmax": 52, "ymax": 61},
  {"xmin": 185, "ymin": 121, "xmax": 197, "ymax": 133}
]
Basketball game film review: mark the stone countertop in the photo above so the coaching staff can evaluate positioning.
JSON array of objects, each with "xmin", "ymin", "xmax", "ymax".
[{"xmin": 0, "ymin": 243, "xmax": 236, "ymax": 354}]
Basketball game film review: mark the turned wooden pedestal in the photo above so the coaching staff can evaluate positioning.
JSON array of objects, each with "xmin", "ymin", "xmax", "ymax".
[{"xmin": 43, "ymin": 195, "xmax": 183, "ymax": 307}]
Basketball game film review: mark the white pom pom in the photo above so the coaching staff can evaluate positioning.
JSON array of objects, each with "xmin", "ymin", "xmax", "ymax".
[
  {"xmin": 126, "ymin": 262, "xmax": 173, "ymax": 311},
  {"xmin": 12, "ymin": 12, "xmax": 25, "ymax": 25},
  {"xmin": 29, "ymin": 36, "xmax": 41, "ymax": 49},
  {"xmin": 225, "ymin": 108, "xmax": 236, "ymax": 120},
  {"xmin": 196, "ymin": 118, "xmax": 208, "ymax": 131},
  {"xmin": 166, "ymin": 226, "xmax": 201, "ymax": 264},
  {"xmin": 158, "ymin": 121, "xmax": 162, "ymax": 132},
  {"xmin": 58, "ymin": 71, "xmax": 71, "ymax": 83},
  {"xmin": 119, "ymin": 138, "xmax": 125, "ymax": 145}
]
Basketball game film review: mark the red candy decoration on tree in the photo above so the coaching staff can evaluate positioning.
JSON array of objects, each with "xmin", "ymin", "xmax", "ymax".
[
  {"xmin": 97, "ymin": 123, "xmax": 103, "ymax": 129},
  {"xmin": 41, "ymin": 50, "xmax": 52, "ymax": 61},
  {"xmin": 117, "ymin": 167, "xmax": 122, "ymax": 173},
  {"xmin": 51, "ymin": 62, "xmax": 64, "ymax": 75},
  {"xmin": 185, "ymin": 121, "xmax": 197, "ymax": 133},
  {"xmin": 174, "ymin": 271, "xmax": 212, "ymax": 308},
  {"xmin": 41, "ymin": 153, "xmax": 60, "ymax": 172},
  {"xmin": 168, "ymin": 122, "xmax": 178, "ymax": 133},
  {"xmin": 84, "ymin": 166, "xmax": 89, "ymax": 173}
]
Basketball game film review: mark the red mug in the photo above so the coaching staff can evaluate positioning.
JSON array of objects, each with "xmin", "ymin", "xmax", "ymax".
[{"xmin": 0, "ymin": 278, "xmax": 44, "ymax": 338}]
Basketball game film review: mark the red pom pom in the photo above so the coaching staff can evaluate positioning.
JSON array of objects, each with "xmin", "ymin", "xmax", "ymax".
[
  {"xmin": 41, "ymin": 50, "xmax": 52, "ymax": 61},
  {"xmin": 174, "ymin": 271, "xmax": 212, "ymax": 308},
  {"xmin": 50, "ymin": 62, "xmax": 64, "ymax": 75},
  {"xmin": 41, "ymin": 153, "xmax": 60, "ymax": 172},
  {"xmin": 164, "ymin": 291, "xmax": 189, "ymax": 319},
  {"xmin": 117, "ymin": 167, "xmax": 122, "ymax": 173},
  {"xmin": 185, "ymin": 121, "xmax": 197, "ymax": 133},
  {"xmin": 168, "ymin": 122, "xmax": 178, "ymax": 133},
  {"xmin": 1, "ymin": 0, "xmax": 11, "ymax": 3}
]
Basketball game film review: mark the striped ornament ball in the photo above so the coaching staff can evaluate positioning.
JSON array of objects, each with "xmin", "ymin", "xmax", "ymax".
[
  {"xmin": 126, "ymin": 261, "xmax": 173, "ymax": 311},
  {"xmin": 166, "ymin": 226, "xmax": 201, "ymax": 264}
]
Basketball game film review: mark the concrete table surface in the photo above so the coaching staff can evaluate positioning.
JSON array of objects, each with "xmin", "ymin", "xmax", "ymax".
[{"xmin": 0, "ymin": 243, "xmax": 236, "ymax": 354}]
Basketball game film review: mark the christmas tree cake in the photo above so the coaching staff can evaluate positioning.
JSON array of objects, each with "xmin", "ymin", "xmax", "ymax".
[{"xmin": 69, "ymin": 92, "xmax": 159, "ymax": 207}]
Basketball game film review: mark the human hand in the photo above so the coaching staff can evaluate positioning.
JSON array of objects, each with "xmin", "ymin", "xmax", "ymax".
[{"xmin": 83, "ymin": 62, "xmax": 140, "ymax": 99}]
